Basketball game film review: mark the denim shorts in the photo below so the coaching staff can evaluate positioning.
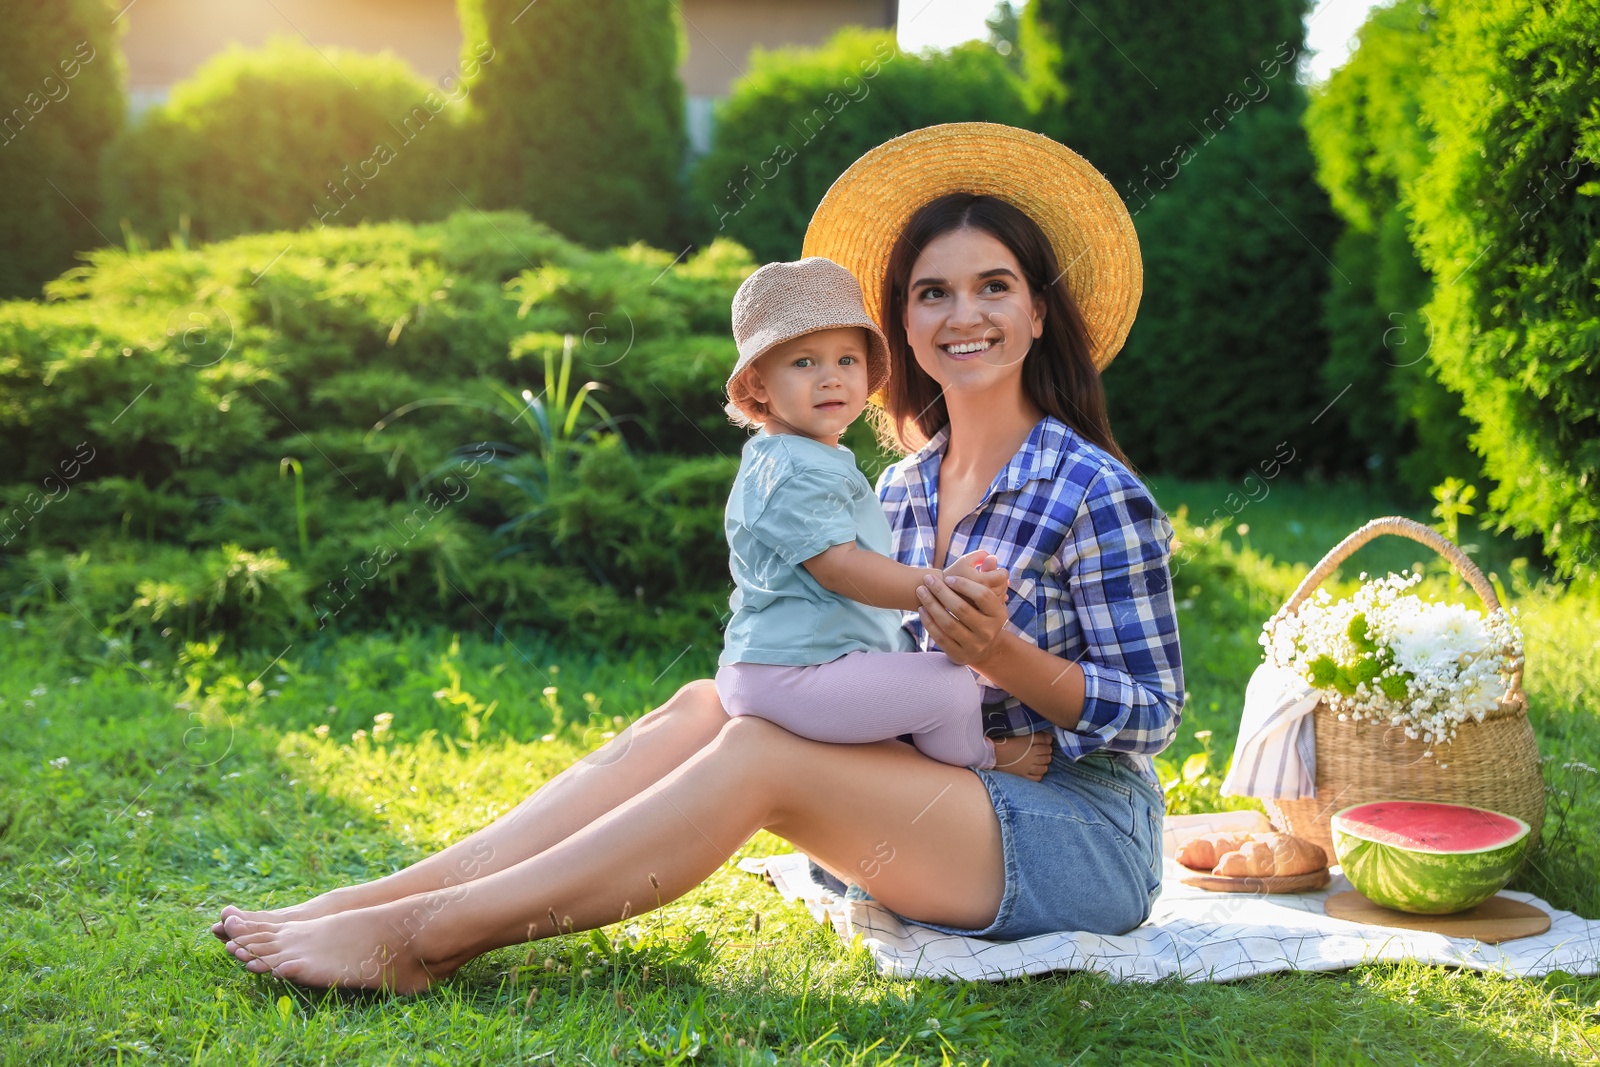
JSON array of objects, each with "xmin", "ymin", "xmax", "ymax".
[{"xmin": 821, "ymin": 745, "xmax": 1166, "ymax": 940}]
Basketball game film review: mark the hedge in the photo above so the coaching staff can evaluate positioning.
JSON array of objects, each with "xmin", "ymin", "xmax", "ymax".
[
  {"xmin": 1020, "ymin": 0, "xmax": 1308, "ymax": 192},
  {"xmin": 0, "ymin": 209, "xmax": 760, "ymax": 655},
  {"xmin": 690, "ymin": 29, "xmax": 1030, "ymax": 263},
  {"xmin": 459, "ymin": 0, "xmax": 686, "ymax": 250},
  {"xmin": 1104, "ymin": 100, "xmax": 1349, "ymax": 479},
  {"xmin": 103, "ymin": 39, "xmax": 478, "ymax": 249},
  {"xmin": 1406, "ymin": 0, "xmax": 1600, "ymax": 578},
  {"xmin": 0, "ymin": 0, "xmax": 125, "ymax": 300},
  {"xmin": 1303, "ymin": 1, "xmax": 1480, "ymax": 497}
]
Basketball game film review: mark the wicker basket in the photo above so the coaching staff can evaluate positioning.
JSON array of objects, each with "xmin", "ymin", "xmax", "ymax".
[{"xmin": 1261, "ymin": 517, "xmax": 1545, "ymax": 859}]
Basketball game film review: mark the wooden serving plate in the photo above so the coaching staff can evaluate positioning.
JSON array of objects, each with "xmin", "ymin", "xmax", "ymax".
[
  {"xmin": 1178, "ymin": 867, "xmax": 1331, "ymax": 894},
  {"xmin": 1324, "ymin": 890, "xmax": 1550, "ymax": 943}
]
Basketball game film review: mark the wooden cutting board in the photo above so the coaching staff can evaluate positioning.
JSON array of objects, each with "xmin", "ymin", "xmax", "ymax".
[
  {"xmin": 1324, "ymin": 891, "xmax": 1550, "ymax": 943},
  {"xmin": 1179, "ymin": 868, "xmax": 1331, "ymax": 894}
]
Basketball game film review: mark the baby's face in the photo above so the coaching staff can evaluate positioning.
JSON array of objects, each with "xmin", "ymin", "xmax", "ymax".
[{"xmin": 744, "ymin": 326, "xmax": 871, "ymax": 443}]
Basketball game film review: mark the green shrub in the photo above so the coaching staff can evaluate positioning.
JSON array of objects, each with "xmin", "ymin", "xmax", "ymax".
[
  {"xmin": 103, "ymin": 38, "xmax": 479, "ymax": 248},
  {"xmin": 1017, "ymin": 0, "xmax": 1340, "ymax": 480},
  {"xmin": 690, "ymin": 29, "xmax": 1030, "ymax": 262},
  {"xmin": 1408, "ymin": 0, "xmax": 1600, "ymax": 577},
  {"xmin": 1303, "ymin": 2, "xmax": 1480, "ymax": 498},
  {"xmin": 1104, "ymin": 101, "xmax": 1348, "ymax": 477},
  {"xmin": 1019, "ymin": 0, "xmax": 1307, "ymax": 192},
  {"xmin": 459, "ymin": 0, "xmax": 686, "ymax": 250},
  {"xmin": 0, "ymin": 209, "xmax": 757, "ymax": 654},
  {"xmin": 0, "ymin": 0, "xmax": 125, "ymax": 300}
]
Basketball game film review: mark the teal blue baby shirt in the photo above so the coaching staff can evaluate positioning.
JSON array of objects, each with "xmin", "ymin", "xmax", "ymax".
[{"xmin": 720, "ymin": 430, "xmax": 916, "ymax": 667}]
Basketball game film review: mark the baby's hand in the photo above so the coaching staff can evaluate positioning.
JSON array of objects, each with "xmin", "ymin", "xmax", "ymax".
[{"xmin": 943, "ymin": 549, "xmax": 1009, "ymax": 595}]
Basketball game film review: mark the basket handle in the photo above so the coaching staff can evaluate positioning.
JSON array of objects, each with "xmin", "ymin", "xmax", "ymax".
[{"xmin": 1277, "ymin": 516, "xmax": 1502, "ymax": 617}]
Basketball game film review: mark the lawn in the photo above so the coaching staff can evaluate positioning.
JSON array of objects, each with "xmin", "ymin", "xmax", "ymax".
[{"xmin": 3, "ymin": 482, "xmax": 1598, "ymax": 1065}]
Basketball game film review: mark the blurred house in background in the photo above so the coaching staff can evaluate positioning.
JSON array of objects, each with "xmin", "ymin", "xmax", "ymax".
[
  {"xmin": 675, "ymin": 1, "xmax": 899, "ymax": 156},
  {"xmin": 118, "ymin": 0, "xmax": 899, "ymax": 154}
]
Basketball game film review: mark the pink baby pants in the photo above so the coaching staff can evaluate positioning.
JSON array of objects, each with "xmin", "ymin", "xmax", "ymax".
[{"xmin": 714, "ymin": 649, "xmax": 995, "ymax": 770}]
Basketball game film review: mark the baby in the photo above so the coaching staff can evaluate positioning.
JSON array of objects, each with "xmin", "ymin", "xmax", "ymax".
[{"xmin": 715, "ymin": 256, "xmax": 1039, "ymax": 776}]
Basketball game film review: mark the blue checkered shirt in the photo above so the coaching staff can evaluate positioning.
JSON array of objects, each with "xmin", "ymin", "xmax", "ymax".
[{"xmin": 875, "ymin": 416, "xmax": 1184, "ymax": 789}]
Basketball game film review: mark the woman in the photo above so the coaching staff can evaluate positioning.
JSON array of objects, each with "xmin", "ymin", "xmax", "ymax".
[{"xmin": 214, "ymin": 123, "xmax": 1183, "ymax": 993}]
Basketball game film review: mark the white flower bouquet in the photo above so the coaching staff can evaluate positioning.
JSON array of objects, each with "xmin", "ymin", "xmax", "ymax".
[{"xmin": 1260, "ymin": 571, "xmax": 1525, "ymax": 751}]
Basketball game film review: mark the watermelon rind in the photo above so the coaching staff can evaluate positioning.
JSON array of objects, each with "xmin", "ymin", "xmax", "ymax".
[{"xmin": 1331, "ymin": 800, "xmax": 1531, "ymax": 915}]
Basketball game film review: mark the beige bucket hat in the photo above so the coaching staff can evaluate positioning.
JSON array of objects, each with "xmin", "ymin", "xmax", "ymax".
[
  {"xmin": 726, "ymin": 257, "xmax": 891, "ymax": 424},
  {"xmin": 802, "ymin": 122, "xmax": 1143, "ymax": 370}
]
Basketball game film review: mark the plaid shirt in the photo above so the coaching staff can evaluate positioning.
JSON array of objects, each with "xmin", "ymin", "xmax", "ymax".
[{"xmin": 875, "ymin": 416, "xmax": 1184, "ymax": 788}]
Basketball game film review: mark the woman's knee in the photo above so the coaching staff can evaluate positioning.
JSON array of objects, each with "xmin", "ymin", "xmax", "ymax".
[
  {"xmin": 706, "ymin": 715, "xmax": 799, "ymax": 815},
  {"xmin": 709, "ymin": 716, "xmax": 808, "ymax": 777},
  {"xmin": 642, "ymin": 678, "xmax": 725, "ymax": 727}
]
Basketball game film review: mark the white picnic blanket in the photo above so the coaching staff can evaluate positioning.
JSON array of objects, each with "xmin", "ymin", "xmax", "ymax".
[{"xmin": 737, "ymin": 811, "xmax": 1600, "ymax": 982}]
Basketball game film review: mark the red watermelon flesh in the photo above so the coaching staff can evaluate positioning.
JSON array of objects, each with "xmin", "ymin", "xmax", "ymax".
[{"xmin": 1334, "ymin": 801, "xmax": 1526, "ymax": 854}]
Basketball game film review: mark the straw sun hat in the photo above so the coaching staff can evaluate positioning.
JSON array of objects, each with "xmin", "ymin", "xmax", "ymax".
[
  {"xmin": 725, "ymin": 256, "xmax": 891, "ymax": 426},
  {"xmin": 801, "ymin": 122, "xmax": 1142, "ymax": 371}
]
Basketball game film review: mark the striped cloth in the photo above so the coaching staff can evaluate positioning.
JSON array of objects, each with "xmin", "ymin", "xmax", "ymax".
[
  {"xmin": 876, "ymin": 415, "xmax": 1184, "ymax": 789},
  {"xmin": 1219, "ymin": 662, "xmax": 1321, "ymax": 800}
]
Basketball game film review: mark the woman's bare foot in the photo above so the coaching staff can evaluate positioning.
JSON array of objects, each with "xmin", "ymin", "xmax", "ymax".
[
  {"xmin": 211, "ymin": 885, "xmax": 376, "ymax": 942},
  {"xmin": 219, "ymin": 904, "xmax": 471, "ymax": 994},
  {"xmin": 989, "ymin": 731, "xmax": 1053, "ymax": 781}
]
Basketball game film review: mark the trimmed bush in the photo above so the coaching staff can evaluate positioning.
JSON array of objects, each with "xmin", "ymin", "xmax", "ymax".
[
  {"xmin": 1020, "ymin": 0, "xmax": 1307, "ymax": 192},
  {"xmin": 0, "ymin": 209, "xmax": 757, "ymax": 653},
  {"xmin": 458, "ymin": 0, "xmax": 686, "ymax": 250},
  {"xmin": 1409, "ymin": 0, "xmax": 1600, "ymax": 577},
  {"xmin": 0, "ymin": 0, "xmax": 125, "ymax": 300},
  {"xmin": 1304, "ymin": 2, "xmax": 1479, "ymax": 497},
  {"xmin": 690, "ymin": 29, "xmax": 1030, "ymax": 262},
  {"xmin": 104, "ymin": 39, "xmax": 481, "ymax": 248},
  {"xmin": 1104, "ymin": 99, "xmax": 1347, "ymax": 478},
  {"xmin": 1018, "ymin": 0, "xmax": 1339, "ymax": 480}
]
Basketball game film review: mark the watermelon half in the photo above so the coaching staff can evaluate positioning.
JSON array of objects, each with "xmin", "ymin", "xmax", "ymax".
[{"xmin": 1330, "ymin": 800, "xmax": 1531, "ymax": 915}]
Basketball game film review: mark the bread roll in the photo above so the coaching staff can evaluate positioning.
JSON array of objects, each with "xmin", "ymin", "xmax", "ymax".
[
  {"xmin": 1258, "ymin": 832, "xmax": 1327, "ymax": 876},
  {"xmin": 1176, "ymin": 830, "xmax": 1329, "ymax": 876},
  {"xmin": 1174, "ymin": 832, "xmax": 1254, "ymax": 871},
  {"xmin": 1212, "ymin": 840, "xmax": 1277, "ymax": 877},
  {"xmin": 1211, "ymin": 833, "xmax": 1328, "ymax": 877}
]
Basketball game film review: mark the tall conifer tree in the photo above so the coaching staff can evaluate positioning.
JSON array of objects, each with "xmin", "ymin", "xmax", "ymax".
[
  {"xmin": 1020, "ymin": 0, "xmax": 1306, "ymax": 194},
  {"xmin": 0, "ymin": 0, "xmax": 124, "ymax": 299},
  {"xmin": 459, "ymin": 0, "xmax": 686, "ymax": 250},
  {"xmin": 1024, "ymin": 0, "xmax": 1347, "ymax": 477}
]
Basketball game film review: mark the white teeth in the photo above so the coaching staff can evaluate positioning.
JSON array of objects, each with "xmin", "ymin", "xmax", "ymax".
[{"xmin": 944, "ymin": 340, "xmax": 993, "ymax": 354}]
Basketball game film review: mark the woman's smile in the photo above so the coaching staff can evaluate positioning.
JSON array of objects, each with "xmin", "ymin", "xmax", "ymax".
[
  {"xmin": 904, "ymin": 227, "xmax": 1045, "ymax": 389},
  {"xmin": 940, "ymin": 335, "xmax": 1003, "ymax": 359}
]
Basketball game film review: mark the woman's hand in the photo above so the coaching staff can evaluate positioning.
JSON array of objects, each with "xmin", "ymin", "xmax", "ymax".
[{"xmin": 916, "ymin": 569, "xmax": 1010, "ymax": 669}]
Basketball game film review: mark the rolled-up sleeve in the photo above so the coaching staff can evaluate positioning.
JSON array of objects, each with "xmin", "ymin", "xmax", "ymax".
[{"xmin": 1058, "ymin": 467, "xmax": 1184, "ymax": 757}]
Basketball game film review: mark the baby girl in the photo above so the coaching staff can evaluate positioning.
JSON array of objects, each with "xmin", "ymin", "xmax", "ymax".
[{"xmin": 715, "ymin": 256, "xmax": 1047, "ymax": 778}]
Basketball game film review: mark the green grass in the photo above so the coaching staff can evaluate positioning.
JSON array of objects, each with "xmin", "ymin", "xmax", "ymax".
[
  {"xmin": 1144, "ymin": 474, "xmax": 1542, "ymax": 582},
  {"xmin": 3, "ymin": 494, "xmax": 1599, "ymax": 1064}
]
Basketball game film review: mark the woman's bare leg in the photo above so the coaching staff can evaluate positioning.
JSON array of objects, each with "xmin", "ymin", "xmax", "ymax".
[
  {"xmin": 213, "ymin": 680, "xmax": 730, "ymax": 937},
  {"xmin": 220, "ymin": 715, "xmax": 1006, "ymax": 992}
]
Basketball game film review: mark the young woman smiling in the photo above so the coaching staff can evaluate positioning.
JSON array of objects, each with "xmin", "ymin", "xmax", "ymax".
[{"xmin": 213, "ymin": 123, "xmax": 1182, "ymax": 993}]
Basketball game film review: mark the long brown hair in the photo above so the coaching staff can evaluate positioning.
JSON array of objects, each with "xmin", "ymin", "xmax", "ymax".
[{"xmin": 873, "ymin": 193, "xmax": 1131, "ymax": 470}]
